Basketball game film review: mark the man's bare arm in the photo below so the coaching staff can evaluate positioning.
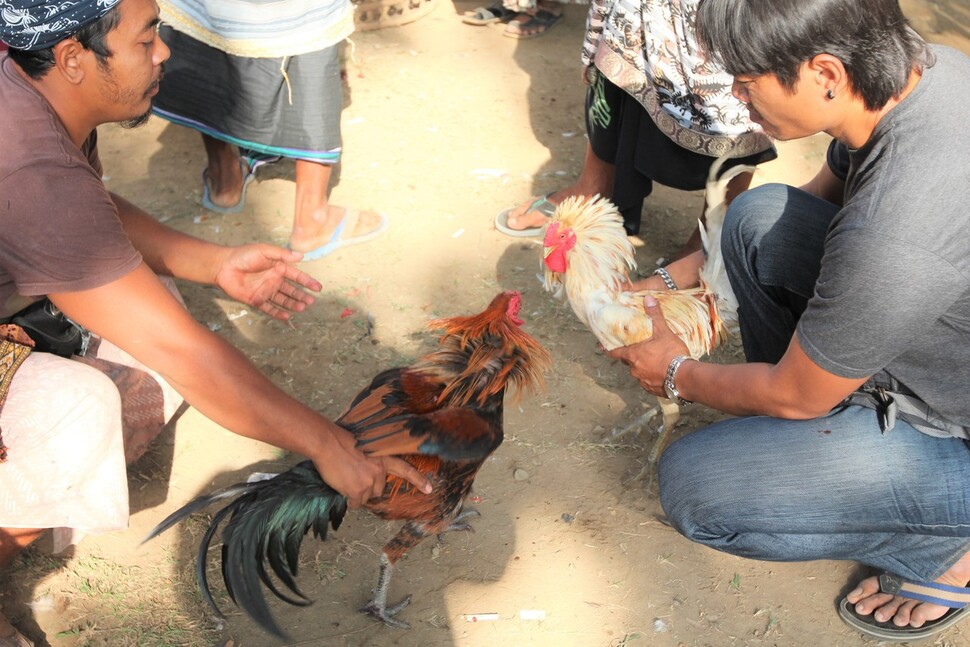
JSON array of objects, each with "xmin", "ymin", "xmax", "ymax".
[{"xmin": 50, "ymin": 266, "xmax": 430, "ymax": 507}]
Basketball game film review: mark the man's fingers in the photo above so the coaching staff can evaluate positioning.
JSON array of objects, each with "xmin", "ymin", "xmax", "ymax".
[
  {"xmin": 282, "ymin": 281, "xmax": 316, "ymax": 305},
  {"xmin": 642, "ymin": 294, "xmax": 676, "ymax": 338},
  {"xmin": 258, "ymin": 301, "xmax": 291, "ymax": 321},
  {"xmin": 386, "ymin": 458, "xmax": 433, "ymax": 494},
  {"xmin": 604, "ymin": 345, "xmax": 629, "ymax": 363},
  {"xmin": 283, "ymin": 264, "xmax": 323, "ymax": 292}
]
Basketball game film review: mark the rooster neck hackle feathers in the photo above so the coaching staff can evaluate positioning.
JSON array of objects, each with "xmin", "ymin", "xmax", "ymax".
[
  {"xmin": 418, "ymin": 291, "xmax": 551, "ymax": 408},
  {"xmin": 543, "ymin": 195, "xmax": 637, "ymax": 308}
]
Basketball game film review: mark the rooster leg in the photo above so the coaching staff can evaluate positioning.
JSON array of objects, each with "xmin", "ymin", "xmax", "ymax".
[
  {"xmin": 360, "ymin": 553, "xmax": 412, "ymax": 629},
  {"xmin": 360, "ymin": 521, "xmax": 432, "ymax": 629},
  {"xmin": 604, "ymin": 405, "xmax": 660, "ymax": 442},
  {"xmin": 648, "ymin": 397, "xmax": 681, "ymax": 464},
  {"xmin": 626, "ymin": 398, "xmax": 682, "ymax": 484}
]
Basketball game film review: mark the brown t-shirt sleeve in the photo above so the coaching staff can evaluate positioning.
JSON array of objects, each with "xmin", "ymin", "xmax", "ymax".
[{"xmin": 0, "ymin": 149, "xmax": 142, "ymax": 297}]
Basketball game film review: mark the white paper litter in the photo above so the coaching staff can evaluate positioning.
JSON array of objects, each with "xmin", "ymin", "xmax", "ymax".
[{"xmin": 463, "ymin": 613, "xmax": 499, "ymax": 622}]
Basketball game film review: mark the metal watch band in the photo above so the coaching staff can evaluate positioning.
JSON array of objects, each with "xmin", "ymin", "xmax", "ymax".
[
  {"xmin": 653, "ymin": 267, "xmax": 677, "ymax": 290},
  {"xmin": 663, "ymin": 354, "xmax": 693, "ymax": 406}
]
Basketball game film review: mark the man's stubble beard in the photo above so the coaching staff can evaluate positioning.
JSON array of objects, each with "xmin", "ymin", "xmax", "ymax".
[{"xmin": 120, "ymin": 109, "xmax": 152, "ymax": 129}]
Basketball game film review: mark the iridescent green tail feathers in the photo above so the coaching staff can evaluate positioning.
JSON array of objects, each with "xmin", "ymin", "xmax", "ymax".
[{"xmin": 143, "ymin": 460, "xmax": 347, "ymax": 639}]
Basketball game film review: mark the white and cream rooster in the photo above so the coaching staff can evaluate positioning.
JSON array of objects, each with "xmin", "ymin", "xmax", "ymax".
[{"xmin": 541, "ymin": 157, "xmax": 754, "ymax": 476}]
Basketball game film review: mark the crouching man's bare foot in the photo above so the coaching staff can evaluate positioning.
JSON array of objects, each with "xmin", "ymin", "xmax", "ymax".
[{"xmin": 846, "ymin": 549, "xmax": 970, "ymax": 630}]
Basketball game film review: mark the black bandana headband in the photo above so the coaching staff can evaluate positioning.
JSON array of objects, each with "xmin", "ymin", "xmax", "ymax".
[{"xmin": 0, "ymin": 0, "xmax": 122, "ymax": 51}]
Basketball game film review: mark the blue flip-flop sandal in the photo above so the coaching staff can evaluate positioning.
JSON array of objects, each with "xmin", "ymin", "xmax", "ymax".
[
  {"xmin": 838, "ymin": 573, "xmax": 970, "ymax": 642},
  {"xmin": 201, "ymin": 157, "xmax": 257, "ymax": 215},
  {"xmin": 300, "ymin": 208, "xmax": 389, "ymax": 261}
]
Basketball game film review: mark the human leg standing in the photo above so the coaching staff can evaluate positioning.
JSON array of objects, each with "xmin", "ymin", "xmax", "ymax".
[
  {"xmin": 289, "ymin": 159, "xmax": 388, "ymax": 256},
  {"xmin": 502, "ymin": 141, "xmax": 615, "ymax": 232},
  {"xmin": 500, "ymin": 71, "xmax": 621, "ymax": 234},
  {"xmin": 200, "ymin": 135, "xmax": 246, "ymax": 211},
  {"xmin": 503, "ymin": 0, "xmax": 563, "ymax": 38}
]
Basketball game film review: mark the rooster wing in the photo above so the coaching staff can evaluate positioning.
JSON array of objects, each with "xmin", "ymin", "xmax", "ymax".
[{"xmin": 339, "ymin": 368, "xmax": 503, "ymax": 462}]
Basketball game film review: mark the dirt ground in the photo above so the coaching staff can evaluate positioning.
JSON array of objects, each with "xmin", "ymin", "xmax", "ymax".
[{"xmin": 2, "ymin": 2, "xmax": 970, "ymax": 646}]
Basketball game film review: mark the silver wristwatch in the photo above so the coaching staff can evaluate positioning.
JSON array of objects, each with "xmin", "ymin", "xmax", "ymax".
[{"xmin": 663, "ymin": 354, "xmax": 692, "ymax": 405}]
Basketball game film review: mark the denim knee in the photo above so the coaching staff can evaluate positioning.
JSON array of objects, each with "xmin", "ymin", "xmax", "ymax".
[
  {"xmin": 722, "ymin": 184, "xmax": 792, "ymax": 272},
  {"xmin": 657, "ymin": 434, "xmax": 732, "ymax": 545}
]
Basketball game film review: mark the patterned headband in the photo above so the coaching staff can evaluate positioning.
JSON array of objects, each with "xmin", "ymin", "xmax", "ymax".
[{"xmin": 0, "ymin": 0, "xmax": 122, "ymax": 51}]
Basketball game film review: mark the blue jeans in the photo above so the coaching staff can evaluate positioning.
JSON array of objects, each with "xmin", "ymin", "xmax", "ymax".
[{"xmin": 658, "ymin": 185, "xmax": 970, "ymax": 582}]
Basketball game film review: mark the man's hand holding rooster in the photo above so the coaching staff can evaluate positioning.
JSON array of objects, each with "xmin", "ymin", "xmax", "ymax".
[{"xmin": 607, "ymin": 295, "xmax": 691, "ymax": 397}]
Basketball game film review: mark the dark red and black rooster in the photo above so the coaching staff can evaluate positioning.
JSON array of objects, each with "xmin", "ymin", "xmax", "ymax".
[{"xmin": 145, "ymin": 291, "xmax": 550, "ymax": 638}]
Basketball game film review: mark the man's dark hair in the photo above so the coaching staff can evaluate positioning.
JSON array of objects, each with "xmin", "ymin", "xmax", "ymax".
[
  {"xmin": 695, "ymin": 0, "xmax": 932, "ymax": 110},
  {"xmin": 7, "ymin": 6, "xmax": 122, "ymax": 80}
]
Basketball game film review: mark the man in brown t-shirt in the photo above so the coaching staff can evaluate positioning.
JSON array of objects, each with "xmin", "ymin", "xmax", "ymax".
[{"xmin": 0, "ymin": 1, "xmax": 430, "ymax": 641}]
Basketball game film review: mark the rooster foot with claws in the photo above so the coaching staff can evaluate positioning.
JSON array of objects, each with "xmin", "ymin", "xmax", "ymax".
[
  {"xmin": 360, "ymin": 594, "xmax": 413, "ymax": 629},
  {"xmin": 439, "ymin": 508, "xmax": 481, "ymax": 537},
  {"xmin": 604, "ymin": 405, "xmax": 660, "ymax": 442},
  {"xmin": 360, "ymin": 553, "xmax": 414, "ymax": 628}
]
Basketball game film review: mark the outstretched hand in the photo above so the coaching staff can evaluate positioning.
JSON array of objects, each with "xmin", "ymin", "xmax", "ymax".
[
  {"xmin": 214, "ymin": 244, "xmax": 322, "ymax": 320},
  {"xmin": 606, "ymin": 295, "xmax": 689, "ymax": 397}
]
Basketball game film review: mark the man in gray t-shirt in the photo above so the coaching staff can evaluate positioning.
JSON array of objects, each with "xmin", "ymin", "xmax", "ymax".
[{"xmin": 607, "ymin": 0, "xmax": 970, "ymax": 642}]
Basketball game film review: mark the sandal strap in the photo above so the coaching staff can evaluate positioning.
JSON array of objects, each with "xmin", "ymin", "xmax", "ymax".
[
  {"xmin": 880, "ymin": 573, "xmax": 970, "ymax": 608},
  {"xmin": 527, "ymin": 194, "xmax": 558, "ymax": 217},
  {"xmin": 330, "ymin": 207, "xmax": 357, "ymax": 243}
]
